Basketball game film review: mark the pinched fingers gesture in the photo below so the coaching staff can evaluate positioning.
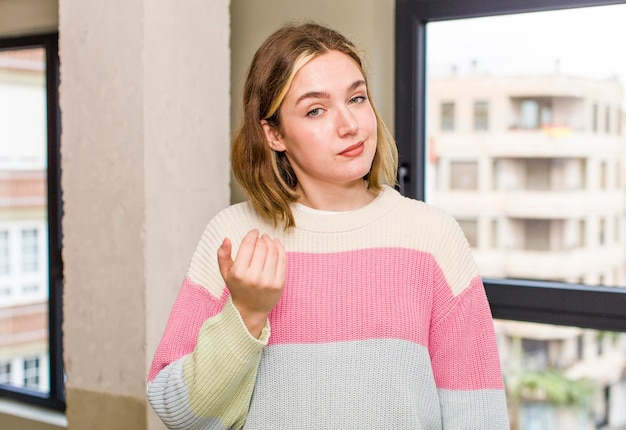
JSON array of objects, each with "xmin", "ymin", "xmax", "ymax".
[{"xmin": 217, "ymin": 229, "xmax": 286, "ymax": 337}]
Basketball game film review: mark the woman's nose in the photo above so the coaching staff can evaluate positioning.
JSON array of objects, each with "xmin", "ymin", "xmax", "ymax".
[{"xmin": 337, "ymin": 106, "xmax": 358, "ymax": 136}]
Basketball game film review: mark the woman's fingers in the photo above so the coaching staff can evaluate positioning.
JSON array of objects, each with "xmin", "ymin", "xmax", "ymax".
[
  {"xmin": 248, "ymin": 234, "xmax": 270, "ymax": 280},
  {"xmin": 218, "ymin": 231, "xmax": 286, "ymax": 337},
  {"xmin": 223, "ymin": 230, "xmax": 285, "ymax": 289},
  {"xmin": 274, "ymin": 238, "xmax": 287, "ymax": 284},
  {"xmin": 234, "ymin": 229, "xmax": 261, "ymax": 267},
  {"xmin": 259, "ymin": 235, "xmax": 280, "ymax": 284},
  {"xmin": 216, "ymin": 237, "xmax": 233, "ymax": 280}
]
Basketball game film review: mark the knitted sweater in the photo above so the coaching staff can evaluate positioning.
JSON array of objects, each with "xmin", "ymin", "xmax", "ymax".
[{"xmin": 147, "ymin": 186, "xmax": 509, "ymax": 430}]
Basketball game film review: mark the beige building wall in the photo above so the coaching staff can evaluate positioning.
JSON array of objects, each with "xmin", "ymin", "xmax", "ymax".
[{"xmin": 0, "ymin": 0, "xmax": 396, "ymax": 429}]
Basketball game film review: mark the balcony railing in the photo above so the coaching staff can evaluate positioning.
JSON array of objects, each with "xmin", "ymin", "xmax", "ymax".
[
  {"xmin": 435, "ymin": 190, "xmax": 623, "ymax": 218},
  {"xmin": 434, "ymin": 130, "xmax": 622, "ymax": 158}
]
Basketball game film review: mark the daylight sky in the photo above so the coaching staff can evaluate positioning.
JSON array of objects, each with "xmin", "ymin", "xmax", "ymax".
[{"xmin": 426, "ymin": 3, "xmax": 626, "ymax": 87}]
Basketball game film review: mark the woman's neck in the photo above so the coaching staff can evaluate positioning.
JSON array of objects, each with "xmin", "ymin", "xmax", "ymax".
[{"xmin": 295, "ymin": 180, "xmax": 377, "ymax": 212}]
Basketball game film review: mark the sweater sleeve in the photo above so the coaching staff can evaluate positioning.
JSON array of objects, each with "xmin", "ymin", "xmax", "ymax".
[
  {"xmin": 146, "ymin": 221, "xmax": 270, "ymax": 430},
  {"xmin": 427, "ymin": 213, "xmax": 510, "ymax": 429}
]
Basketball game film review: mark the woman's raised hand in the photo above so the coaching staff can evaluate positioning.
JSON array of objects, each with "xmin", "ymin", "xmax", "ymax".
[{"xmin": 217, "ymin": 229, "xmax": 286, "ymax": 338}]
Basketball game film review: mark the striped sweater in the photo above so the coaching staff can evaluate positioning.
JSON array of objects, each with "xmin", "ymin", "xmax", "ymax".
[{"xmin": 147, "ymin": 186, "xmax": 509, "ymax": 429}]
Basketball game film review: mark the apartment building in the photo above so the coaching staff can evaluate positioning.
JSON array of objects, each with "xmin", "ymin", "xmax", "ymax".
[
  {"xmin": 427, "ymin": 73, "xmax": 626, "ymax": 429},
  {"xmin": 429, "ymin": 73, "xmax": 625, "ymax": 285}
]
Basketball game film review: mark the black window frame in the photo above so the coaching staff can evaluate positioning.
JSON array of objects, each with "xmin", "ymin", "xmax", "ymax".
[
  {"xmin": 0, "ymin": 33, "xmax": 64, "ymax": 411},
  {"xmin": 395, "ymin": 0, "xmax": 626, "ymax": 332}
]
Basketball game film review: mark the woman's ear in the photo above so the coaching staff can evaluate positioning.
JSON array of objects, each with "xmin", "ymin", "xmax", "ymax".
[{"xmin": 261, "ymin": 120, "xmax": 286, "ymax": 152}]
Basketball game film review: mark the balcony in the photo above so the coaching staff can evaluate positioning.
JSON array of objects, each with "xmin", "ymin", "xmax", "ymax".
[
  {"xmin": 434, "ymin": 130, "xmax": 621, "ymax": 159},
  {"xmin": 474, "ymin": 246, "xmax": 624, "ymax": 281},
  {"xmin": 500, "ymin": 190, "xmax": 623, "ymax": 218},
  {"xmin": 434, "ymin": 190, "xmax": 623, "ymax": 219}
]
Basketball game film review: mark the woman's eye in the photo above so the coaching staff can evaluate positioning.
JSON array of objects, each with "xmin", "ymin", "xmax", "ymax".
[
  {"xmin": 307, "ymin": 108, "xmax": 323, "ymax": 117},
  {"xmin": 350, "ymin": 95, "xmax": 366, "ymax": 104}
]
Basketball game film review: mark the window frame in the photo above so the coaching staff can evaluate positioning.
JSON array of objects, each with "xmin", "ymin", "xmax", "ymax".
[
  {"xmin": 395, "ymin": 0, "xmax": 626, "ymax": 332},
  {"xmin": 0, "ymin": 33, "xmax": 64, "ymax": 411},
  {"xmin": 473, "ymin": 100, "xmax": 489, "ymax": 131}
]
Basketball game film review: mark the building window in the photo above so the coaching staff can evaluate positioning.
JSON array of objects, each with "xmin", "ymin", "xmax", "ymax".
[
  {"xmin": 521, "ymin": 100, "xmax": 539, "ymax": 129},
  {"xmin": 23, "ymin": 356, "xmax": 40, "ymax": 390},
  {"xmin": 599, "ymin": 218, "xmax": 606, "ymax": 246},
  {"xmin": 440, "ymin": 102, "xmax": 455, "ymax": 131},
  {"xmin": 519, "ymin": 99, "xmax": 552, "ymax": 130},
  {"xmin": 0, "ymin": 361, "xmax": 10, "ymax": 384},
  {"xmin": 473, "ymin": 100, "xmax": 489, "ymax": 130},
  {"xmin": 593, "ymin": 103, "xmax": 599, "ymax": 132},
  {"xmin": 525, "ymin": 220, "xmax": 550, "ymax": 251},
  {"xmin": 522, "ymin": 338, "xmax": 549, "ymax": 370},
  {"xmin": 0, "ymin": 231, "xmax": 9, "ymax": 275},
  {"xmin": 525, "ymin": 159, "xmax": 551, "ymax": 190},
  {"xmin": 0, "ymin": 33, "xmax": 64, "ymax": 410},
  {"xmin": 21, "ymin": 228, "xmax": 39, "ymax": 273},
  {"xmin": 605, "ymin": 106, "xmax": 611, "ymax": 133},
  {"xmin": 579, "ymin": 219, "xmax": 586, "ymax": 247},
  {"xmin": 450, "ymin": 161, "xmax": 478, "ymax": 190},
  {"xmin": 458, "ymin": 219, "xmax": 478, "ymax": 247},
  {"xmin": 21, "ymin": 284, "xmax": 39, "ymax": 294}
]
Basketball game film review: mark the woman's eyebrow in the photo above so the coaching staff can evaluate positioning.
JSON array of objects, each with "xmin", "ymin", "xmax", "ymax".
[
  {"xmin": 295, "ymin": 80, "xmax": 367, "ymax": 106},
  {"xmin": 295, "ymin": 90, "xmax": 330, "ymax": 105},
  {"xmin": 349, "ymin": 79, "xmax": 366, "ymax": 92}
]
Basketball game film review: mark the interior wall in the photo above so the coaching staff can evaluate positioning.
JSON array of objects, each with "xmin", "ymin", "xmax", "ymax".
[
  {"xmin": 0, "ymin": 0, "xmax": 58, "ymax": 37},
  {"xmin": 229, "ymin": 0, "xmax": 395, "ymax": 202},
  {"xmin": 59, "ymin": 0, "xmax": 231, "ymax": 428}
]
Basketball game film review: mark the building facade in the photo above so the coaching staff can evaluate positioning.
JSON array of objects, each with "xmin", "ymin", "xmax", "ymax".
[{"xmin": 428, "ymin": 73, "xmax": 626, "ymax": 429}]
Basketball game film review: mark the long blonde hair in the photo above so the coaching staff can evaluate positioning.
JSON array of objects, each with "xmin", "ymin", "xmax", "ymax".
[{"xmin": 232, "ymin": 22, "xmax": 398, "ymax": 229}]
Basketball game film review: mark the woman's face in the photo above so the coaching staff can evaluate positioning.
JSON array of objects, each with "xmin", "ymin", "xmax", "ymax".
[{"xmin": 263, "ymin": 50, "xmax": 377, "ymax": 195}]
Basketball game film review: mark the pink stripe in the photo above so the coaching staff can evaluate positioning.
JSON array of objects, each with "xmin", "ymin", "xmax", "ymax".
[
  {"xmin": 268, "ymin": 248, "xmax": 434, "ymax": 346},
  {"xmin": 429, "ymin": 276, "xmax": 505, "ymax": 390},
  {"xmin": 147, "ymin": 278, "xmax": 229, "ymax": 381}
]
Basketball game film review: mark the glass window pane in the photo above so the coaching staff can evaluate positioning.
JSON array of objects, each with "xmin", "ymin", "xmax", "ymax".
[
  {"xmin": 450, "ymin": 161, "xmax": 478, "ymax": 190},
  {"xmin": 426, "ymin": 4, "xmax": 626, "ymax": 287},
  {"xmin": 0, "ymin": 47, "xmax": 49, "ymax": 395},
  {"xmin": 474, "ymin": 100, "xmax": 489, "ymax": 131},
  {"xmin": 496, "ymin": 320, "xmax": 626, "ymax": 429},
  {"xmin": 441, "ymin": 101, "xmax": 455, "ymax": 131},
  {"xmin": 426, "ymin": 5, "xmax": 626, "ymax": 429}
]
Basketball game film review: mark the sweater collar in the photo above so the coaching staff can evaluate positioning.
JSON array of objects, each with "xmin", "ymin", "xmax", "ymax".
[{"xmin": 291, "ymin": 185, "xmax": 403, "ymax": 233}]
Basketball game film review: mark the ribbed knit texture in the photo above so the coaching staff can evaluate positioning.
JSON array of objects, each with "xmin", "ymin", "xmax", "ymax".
[{"xmin": 147, "ymin": 186, "xmax": 509, "ymax": 429}]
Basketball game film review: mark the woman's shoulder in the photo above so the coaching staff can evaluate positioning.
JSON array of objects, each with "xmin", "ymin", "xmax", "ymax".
[
  {"xmin": 392, "ymin": 190, "xmax": 460, "ymax": 230},
  {"xmin": 202, "ymin": 200, "xmax": 279, "ymax": 239},
  {"xmin": 212, "ymin": 200, "xmax": 263, "ymax": 224}
]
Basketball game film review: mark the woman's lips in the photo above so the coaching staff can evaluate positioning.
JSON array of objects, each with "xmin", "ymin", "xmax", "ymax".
[{"xmin": 339, "ymin": 141, "xmax": 365, "ymax": 157}]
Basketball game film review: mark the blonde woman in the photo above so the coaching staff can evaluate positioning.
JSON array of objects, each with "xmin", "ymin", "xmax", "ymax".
[{"xmin": 147, "ymin": 22, "xmax": 509, "ymax": 430}]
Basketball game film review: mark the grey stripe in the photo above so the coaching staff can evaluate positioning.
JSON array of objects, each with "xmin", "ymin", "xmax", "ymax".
[
  {"xmin": 438, "ymin": 389, "xmax": 509, "ymax": 430},
  {"xmin": 244, "ymin": 339, "xmax": 441, "ymax": 430},
  {"xmin": 148, "ymin": 357, "xmax": 227, "ymax": 430}
]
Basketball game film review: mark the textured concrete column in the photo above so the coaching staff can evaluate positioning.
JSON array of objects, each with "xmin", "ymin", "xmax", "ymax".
[{"xmin": 59, "ymin": 0, "xmax": 230, "ymax": 428}]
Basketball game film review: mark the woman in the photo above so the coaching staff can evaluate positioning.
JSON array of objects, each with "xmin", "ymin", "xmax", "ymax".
[{"xmin": 147, "ymin": 22, "xmax": 509, "ymax": 429}]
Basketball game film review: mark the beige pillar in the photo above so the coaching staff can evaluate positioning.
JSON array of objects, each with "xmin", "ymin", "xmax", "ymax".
[{"xmin": 59, "ymin": 0, "xmax": 230, "ymax": 428}]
